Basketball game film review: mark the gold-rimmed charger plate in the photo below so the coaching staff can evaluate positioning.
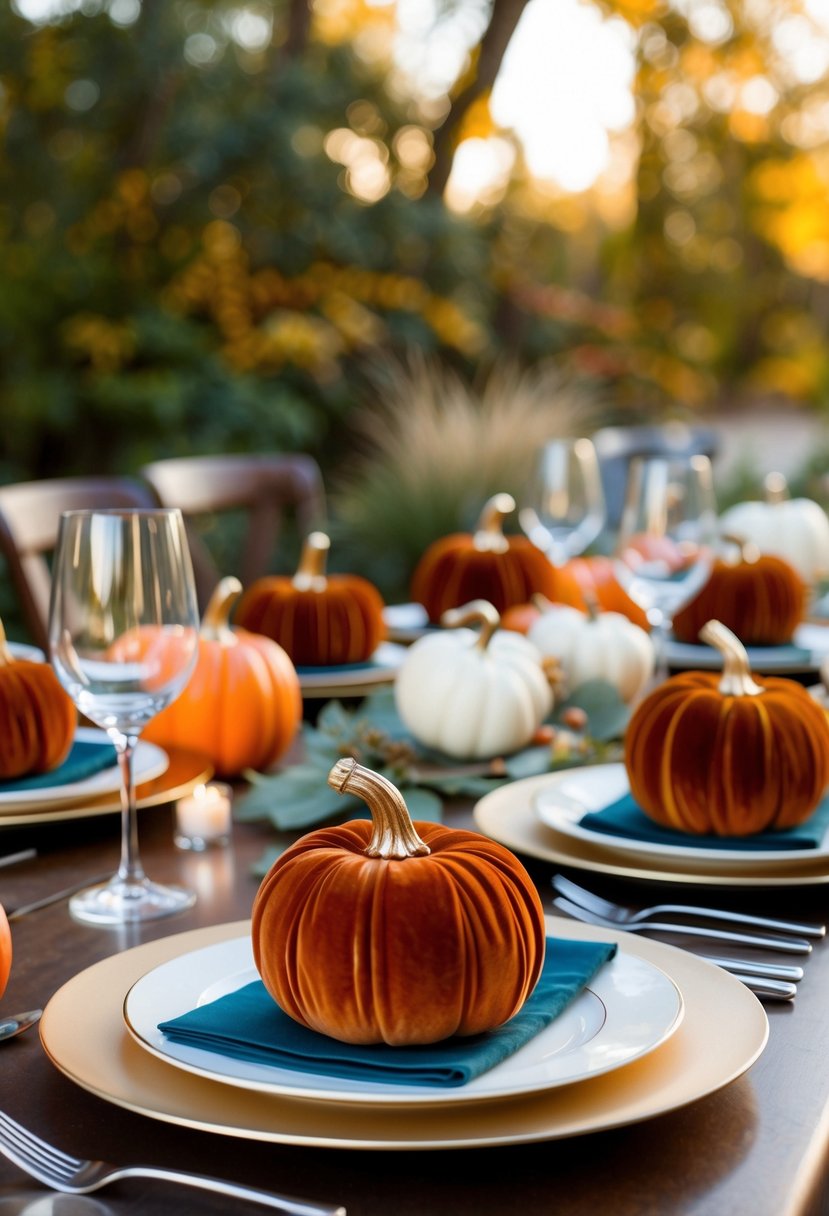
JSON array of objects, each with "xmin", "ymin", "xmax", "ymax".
[
  {"xmin": 39, "ymin": 917, "xmax": 768, "ymax": 1149},
  {"xmin": 0, "ymin": 749, "xmax": 213, "ymax": 828},
  {"xmin": 474, "ymin": 773, "xmax": 829, "ymax": 887},
  {"xmin": 297, "ymin": 642, "xmax": 407, "ymax": 698}
]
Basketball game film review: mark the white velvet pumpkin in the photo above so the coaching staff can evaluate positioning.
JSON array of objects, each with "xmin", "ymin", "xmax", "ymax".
[
  {"xmin": 527, "ymin": 603, "xmax": 655, "ymax": 704},
  {"xmin": 394, "ymin": 600, "xmax": 553, "ymax": 760},
  {"xmin": 719, "ymin": 475, "xmax": 829, "ymax": 584}
]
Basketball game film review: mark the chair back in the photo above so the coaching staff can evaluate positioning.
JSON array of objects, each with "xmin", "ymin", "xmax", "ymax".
[
  {"xmin": 140, "ymin": 453, "xmax": 327, "ymax": 608},
  {"xmin": 0, "ymin": 476, "xmax": 159, "ymax": 651}
]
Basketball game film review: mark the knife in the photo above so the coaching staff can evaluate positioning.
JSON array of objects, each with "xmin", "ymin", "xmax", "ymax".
[{"xmin": 7, "ymin": 873, "xmax": 112, "ymax": 921}]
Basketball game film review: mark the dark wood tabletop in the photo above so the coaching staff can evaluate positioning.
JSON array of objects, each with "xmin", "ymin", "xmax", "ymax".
[{"xmin": 1, "ymin": 790, "xmax": 829, "ymax": 1216}]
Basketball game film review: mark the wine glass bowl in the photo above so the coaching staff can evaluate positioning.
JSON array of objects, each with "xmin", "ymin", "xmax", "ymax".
[
  {"xmin": 519, "ymin": 437, "xmax": 607, "ymax": 565},
  {"xmin": 49, "ymin": 509, "xmax": 200, "ymax": 926}
]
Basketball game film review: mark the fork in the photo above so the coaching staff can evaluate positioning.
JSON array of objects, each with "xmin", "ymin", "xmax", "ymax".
[
  {"xmin": 551, "ymin": 873, "xmax": 826, "ymax": 939},
  {"xmin": 0, "ymin": 1110, "xmax": 346, "ymax": 1215},
  {"xmin": 552, "ymin": 895, "xmax": 813, "ymax": 954}
]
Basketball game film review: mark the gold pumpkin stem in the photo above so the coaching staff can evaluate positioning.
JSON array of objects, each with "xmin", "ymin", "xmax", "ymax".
[
  {"xmin": 201, "ymin": 576, "xmax": 243, "ymax": 643},
  {"xmin": 328, "ymin": 758, "xmax": 431, "ymax": 860},
  {"xmin": 764, "ymin": 471, "xmax": 789, "ymax": 504},
  {"xmin": 293, "ymin": 531, "xmax": 330, "ymax": 592},
  {"xmin": 0, "ymin": 619, "xmax": 13, "ymax": 667},
  {"xmin": 699, "ymin": 619, "xmax": 764, "ymax": 697},
  {"xmin": 440, "ymin": 599, "xmax": 500, "ymax": 651},
  {"xmin": 473, "ymin": 493, "xmax": 513, "ymax": 554}
]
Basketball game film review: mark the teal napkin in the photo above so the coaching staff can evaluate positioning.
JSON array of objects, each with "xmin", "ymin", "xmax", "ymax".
[
  {"xmin": 580, "ymin": 791, "xmax": 829, "ymax": 851},
  {"xmin": 0, "ymin": 737, "xmax": 117, "ymax": 794},
  {"xmin": 666, "ymin": 638, "xmax": 811, "ymax": 668},
  {"xmin": 158, "ymin": 936, "xmax": 617, "ymax": 1088}
]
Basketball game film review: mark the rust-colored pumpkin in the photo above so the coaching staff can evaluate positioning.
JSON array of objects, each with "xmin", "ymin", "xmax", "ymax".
[
  {"xmin": 410, "ymin": 493, "xmax": 561, "ymax": 624},
  {"xmin": 672, "ymin": 537, "xmax": 805, "ymax": 646},
  {"xmin": 625, "ymin": 620, "xmax": 829, "ymax": 836},
  {"xmin": 144, "ymin": 577, "xmax": 301, "ymax": 778},
  {"xmin": 235, "ymin": 532, "xmax": 385, "ymax": 667},
  {"xmin": 0, "ymin": 620, "xmax": 76, "ymax": 781},
  {"xmin": 0, "ymin": 903, "xmax": 10, "ymax": 999},
  {"xmin": 252, "ymin": 758, "xmax": 546, "ymax": 1046}
]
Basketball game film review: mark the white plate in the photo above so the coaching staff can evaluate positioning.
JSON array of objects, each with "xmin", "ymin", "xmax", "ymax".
[
  {"xmin": 123, "ymin": 934, "xmax": 683, "ymax": 1107},
  {"xmin": 296, "ymin": 642, "xmax": 407, "ymax": 695},
  {"xmin": 664, "ymin": 622, "xmax": 829, "ymax": 673},
  {"xmin": 7, "ymin": 641, "xmax": 46, "ymax": 663},
  {"xmin": 533, "ymin": 763, "xmax": 828, "ymax": 866},
  {"xmin": 382, "ymin": 603, "xmax": 431, "ymax": 644},
  {"xmin": 0, "ymin": 727, "xmax": 169, "ymax": 811}
]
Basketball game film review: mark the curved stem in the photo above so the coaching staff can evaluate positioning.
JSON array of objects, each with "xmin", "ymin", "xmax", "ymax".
[
  {"xmin": 201, "ymin": 576, "xmax": 242, "ymax": 643},
  {"xmin": 473, "ymin": 493, "xmax": 513, "ymax": 554},
  {"xmin": 440, "ymin": 599, "xmax": 500, "ymax": 651},
  {"xmin": 328, "ymin": 758, "xmax": 430, "ymax": 859},
  {"xmin": 699, "ymin": 619, "xmax": 764, "ymax": 697},
  {"xmin": 293, "ymin": 532, "xmax": 330, "ymax": 591}
]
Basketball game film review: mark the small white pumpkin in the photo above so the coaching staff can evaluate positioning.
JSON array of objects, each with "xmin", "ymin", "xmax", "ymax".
[
  {"xmin": 719, "ymin": 472, "xmax": 829, "ymax": 584},
  {"xmin": 394, "ymin": 599, "xmax": 553, "ymax": 760},
  {"xmin": 527, "ymin": 602, "xmax": 655, "ymax": 704}
]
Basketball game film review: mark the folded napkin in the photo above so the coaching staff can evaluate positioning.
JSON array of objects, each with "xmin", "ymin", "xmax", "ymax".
[
  {"xmin": 0, "ymin": 737, "xmax": 117, "ymax": 794},
  {"xmin": 158, "ymin": 936, "xmax": 617, "ymax": 1088},
  {"xmin": 666, "ymin": 638, "xmax": 811, "ymax": 668},
  {"xmin": 580, "ymin": 790, "xmax": 829, "ymax": 851}
]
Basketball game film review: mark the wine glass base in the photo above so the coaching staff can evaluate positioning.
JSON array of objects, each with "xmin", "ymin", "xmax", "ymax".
[{"xmin": 69, "ymin": 877, "xmax": 196, "ymax": 926}]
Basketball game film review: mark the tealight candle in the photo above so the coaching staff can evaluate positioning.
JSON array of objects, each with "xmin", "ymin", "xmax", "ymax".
[{"xmin": 175, "ymin": 783, "xmax": 233, "ymax": 851}]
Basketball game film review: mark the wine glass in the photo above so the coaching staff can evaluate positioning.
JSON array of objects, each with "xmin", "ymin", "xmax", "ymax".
[
  {"xmin": 519, "ymin": 437, "xmax": 607, "ymax": 565},
  {"xmin": 49, "ymin": 509, "xmax": 200, "ymax": 926},
  {"xmin": 615, "ymin": 454, "xmax": 718, "ymax": 676}
]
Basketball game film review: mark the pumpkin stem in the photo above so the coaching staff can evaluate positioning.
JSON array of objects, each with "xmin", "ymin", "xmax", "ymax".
[
  {"xmin": 293, "ymin": 531, "xmax": 330, "ymax": 592},
  {"xmin": 764, "ymin": 471, "xmax": 789, "ymax": 504},
  {"xmin": 699, "ymin": 619, "xmax": 764, "ymax": 697},
  {"xmin": 440, "ymin": 599, "xmax": 500, "ymax": 651},
  {"xmin": 328, "ymin": 758, "xmax": 431, "ymax": 860},
  {"xmin": 0, "ymin": 619, "xmax": 13, "ymax": 667},
  {"xmin": 473, "ymin": 493, "xmax": 513, "ymax": 554},
  {"xmin": 721, "ymin": 532, "xmax": 761, "ymax": 565},
  {"xmin": 530, "ymin": 593, "xmax": 554, "ymax": 613},
  {"xmin": 201, "ymin": 576, "xmax": 243, "ymax": 643}
]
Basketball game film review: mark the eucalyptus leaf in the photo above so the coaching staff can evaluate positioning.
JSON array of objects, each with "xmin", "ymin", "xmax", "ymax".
[
  {"xmin": 504, "ymin": 746, "xmax": 554, "ymax": 780},
  {"xmin": 316, "ymin": 699, "xmax": 355, "ymax": 736},
  {"xmin": 558, "ymin": 679, "xmax": 631, "ymax": 742},
  {"xmin": 398, "ymin": 785, "xmax": 444, "ymax": 823},
  {"xmin": 235, "ymin": 764, "xmax": 360, "ymax": 830}
]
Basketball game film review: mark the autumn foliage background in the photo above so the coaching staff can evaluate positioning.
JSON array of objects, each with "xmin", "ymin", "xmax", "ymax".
[{"xmin": 2, "ymin": 0, "xmax": 829, "ymax": 603}]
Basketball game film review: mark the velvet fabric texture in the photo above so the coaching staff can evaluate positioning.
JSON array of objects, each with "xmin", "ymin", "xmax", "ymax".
[
  {"xmin": 672, "ymin": 554, "xmax": 805, "ymax": 646},
  {"xmin": 0, "ymin": 658, "xmax": 76, "ymax": 781},
  {"xmin": 252, "ymin": 819, "xmax": 547, "ymax": 1047},
  {"xmin": 411, "ymin": 535, "xmax": 559, "ymax": 624},
  {"xmin": 159, "ymin": 937, "xmax": 617, "ymax": 1088},
  {"xmin": 236, "ymin": 576, "xmax": 385, "ymax": 667}
]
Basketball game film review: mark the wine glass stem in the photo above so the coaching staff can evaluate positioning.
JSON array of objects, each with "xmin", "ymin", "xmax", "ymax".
[
  {"xmin": 115, "ymin": 735, "xmax": 145, "ymax": 887},
  {"xmin": 649, "ymin": 617, "xmax": 670, "ymax": 683}
]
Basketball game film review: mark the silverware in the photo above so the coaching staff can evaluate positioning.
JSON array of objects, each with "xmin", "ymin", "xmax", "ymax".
[
  {"xmin": 0, "ymin": 1011, "xmax": 41, "ymax": 1042},
  {"xmin": 0, "ymin": 849, "xmax": 37, "ymax": 870},
  {"xmin": 0, "ymin": 1110, "xmax": 346, "ymax": 1215},
  {"xmin": 699, "ymin": 955, "xmax": 804, "ymax": 982},
  {"xmin": 552, "ymin": 895, "xmax": 813, "ymax": 954},
  {"xmin": 727, "ymin": 978, "xmax": 797, "ymax": 1001},
  {"xmin": 551, "ymin": 873, "xmax": 826, "ymax": 939},
  {"xmin": 7, "ymin": 873, "xmax": 112, "ymax": 921}
]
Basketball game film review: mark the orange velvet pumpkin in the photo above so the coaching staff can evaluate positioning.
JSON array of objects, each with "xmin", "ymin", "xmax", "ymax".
[
  {"xmin": 672, "ymin": 538, "xmax": 805, "ymax": 646},
  {"xmin": 0, "ymin": 904, "xmax": 10, "ymax": 1000},
  {"xmin": 235, "ymin": 532, "xmax": 385, "ymax": 667},
  {"xmin": 625, "ymin": 620, "xmax": 829, "ymax": 836},
  {"xmin": 143, "ymin": 577, "xmax": 301, "ymax": 778},
  {"xmin": 0, "ymin": 620, "xmax": 76, "ymax": 781},
  {"xmin": 410, "ymin": 493, "xmax": 561, "ymax": 624},
  {"xmin": 252, "ymin": 758, "xmax": 546, "ymax": 1046}
]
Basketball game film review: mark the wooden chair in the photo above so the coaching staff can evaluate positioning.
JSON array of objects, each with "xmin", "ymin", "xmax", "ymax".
[
  {"xmin": 0, "ymin": 476, "xmax": 160, "ymax": 651},
  {"xmin": 140, "ymin": 453, "xmax": 327, "ymax": 609}
]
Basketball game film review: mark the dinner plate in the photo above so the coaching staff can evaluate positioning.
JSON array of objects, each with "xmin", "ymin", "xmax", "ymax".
[
  {"xmin": 532, "ymin": 763, "xmax": 828, "ymax": 867},
  {"xmin": 664, "ymin": 622, "xmax": 829, "ymax": 673},
  {"xmin": 0, "ymin": 748, "xmax": 212, "ymax": 827},
  {"xmin": 0, "ymin": 728, "xmax": 169, "ymax": 811},
  {"xmin": 382, "ymin": 603, "xmax": 431, "ymax": 644},
  {"xmin": 7, "ymin": 641, "xmax": 45, "ymax": 662},
  {"xmin": 474, "ymin": 773, "xmax": 829, "ymax": 887},
  {"xmin": 39, "ymin": 918, "xmax": 767, "ymax": 1150},
  {"xmin": 123, "ymin": 935, "xmax": 683, "ymax": 1106},
  {"xmin": 296, "ymin": 642, "xmax": 407, "ymax": 697}
]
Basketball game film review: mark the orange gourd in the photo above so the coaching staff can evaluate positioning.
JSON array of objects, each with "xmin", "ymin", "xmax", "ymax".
[
  {"xmin": 0, "ymin": 904, "xmax": 10, "ymax": 999},
  {"xmin": 144, "ymin": 578, "xmax": 301, "ymax": 778},
  {"xmin": 411, "ymin": 493, "xmax": 561, "ymax": 624},
  {"xmin": 0, "ymin": 620, "xmax": 75, "ymax": 781},
  {"xmin": 563, "ymin": 555, "xmax": 651, "ymax": 631},
  {"xmin": 625, "ymin": 620, "xmax": 829, "ymax": 836},
  {"xmin": 672, "ymin": 537, "xmax": 804, "ymax": 646},
  {"xmin": 235, "ymin": 533, "xmax": 385, "ymax": 667},
  {"xmin": 252, "ymin": 758, "xmax": 546, "ymax": 1046}
]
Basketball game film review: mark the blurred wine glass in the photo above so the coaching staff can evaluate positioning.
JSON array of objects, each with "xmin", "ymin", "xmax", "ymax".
[
  {"xmin": 49, "ymin": 508, "xmax": 200, "ymax": 926},
  {"xmin": 615, "ymin": 454, "xmax": 718, "ymax": 676},
  {"xmin": 519, "ymin": 437, "xmax": 607, "ymax": 565}
]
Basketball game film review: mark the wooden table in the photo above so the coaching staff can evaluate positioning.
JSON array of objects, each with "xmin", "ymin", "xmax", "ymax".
[{"xmin": 1, "ymin": 795, "xmax": 829, "ymax": 1216}]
